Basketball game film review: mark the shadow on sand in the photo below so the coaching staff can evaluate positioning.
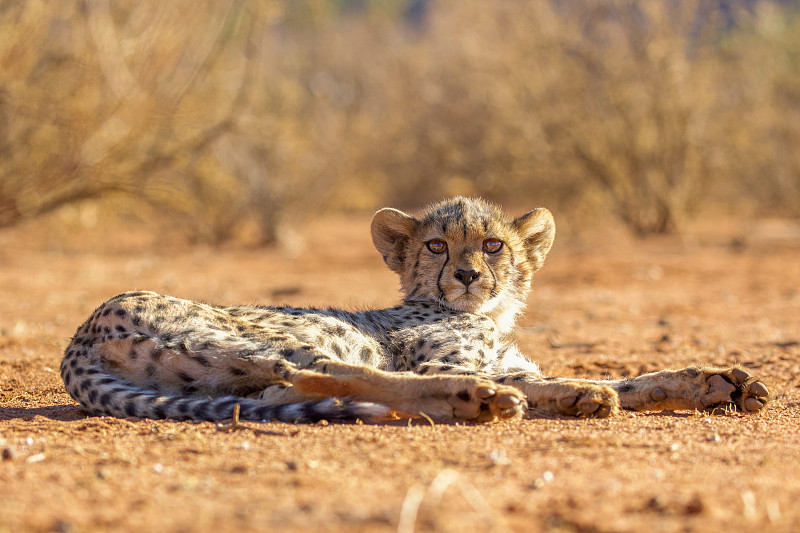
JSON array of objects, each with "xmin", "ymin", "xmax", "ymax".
[{"xmin": 0, "ymin": 405, "xmax": 88, "ymax": 422}]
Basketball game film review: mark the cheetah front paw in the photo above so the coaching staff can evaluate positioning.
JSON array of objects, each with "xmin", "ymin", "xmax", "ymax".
[
  {"xmin": 413, "ymin": 376, "xmax": 525, "ymax": 422},
  {"xmin": 446, "ymin": 381, "xmax": 526, "ymax": 422},
  {"xmin": 527, "ymin": 381, "xmax": 620, "ymax": 418},
  {"xmin": 695, "ymin": 367, "xmax": 769, "ymax": 413}
]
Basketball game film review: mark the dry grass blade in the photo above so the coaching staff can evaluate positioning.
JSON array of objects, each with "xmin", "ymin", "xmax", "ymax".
[{"xmin": 396, "ymin": 469, "xmax": 504, "ymax": 533}]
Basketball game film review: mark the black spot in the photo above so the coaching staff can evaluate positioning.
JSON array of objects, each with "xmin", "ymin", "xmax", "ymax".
[
  {"xmin": 146, "ymin": 365, "xmax": 157, "ymax": 377},
  {"xmin": 70, "ymin": 358, "xmax": 78, "ymax": 368},
  {"xmin": 617, "ymin": 382, "xmax": 635, "ymax": 393},
  {"xmin": 124, "ymin": 403, "xmax": 138, "ymax": 417},
  {"xmin": 279, "ymin": 348, "xmax": 295, "ymax": 358},
  {"xmin": 74, "ymin": 367, "xmax": 85, "ymax": 376},
  {"xmin": 456, "ymin": 390, "xmax": 472, "ymax": 402},
  {"xmin": 440, "ymin": 365, "xmax": 454, "ymax": 372},
  {"xmin": 103, "ymin": 326, "xmax": 111, "ymax": 334},
  {"xmin": 331, "ymin": 344, "xmax": 343, "ymax": 358},
  {"xmin": 115, "ymin": 309, "xmax": 127, "ymax": 317},
  {"xmin": 214, "ymin": 398, "xmax": 239, "ymax": 417},
  {"xmin": 63, "ymin": 372, "xmax": 72, "ymax": 386},
  {"xmin": 177, "ymin": 372, "xmax": 195, "ymax": 383},
  {"xmin": 359, "ymin": 347, "xmax": 374, "ymax": 361},
  {"xmin": 115, "ymin": 325, "xmax": 126, "ymax": 333},
  {"xmin": 132, "ymin": 334, "xmax": 148, "ymax": 345},
  {"xmin": 191, "ymin": 355, "xmax": 211, "ymax": 367},
  {"xmin": 98, "ymin": 392, "xmax": 112, "ymax": 406},
  {"xmin": 192, "ymin": 402, "xmax": 210, "ymax": 420},
  {"xmin": 102, "ymin": 308, "xmax": 112, "ymax": 316},
  {"xmin": 87, "ymin": 390, "xmax": 98, "ymax": 403}
]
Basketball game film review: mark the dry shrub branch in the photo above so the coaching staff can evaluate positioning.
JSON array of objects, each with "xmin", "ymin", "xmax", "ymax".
[{"xmin": 1, "ymin": 0, "xmax": 798, "ymax": 242}]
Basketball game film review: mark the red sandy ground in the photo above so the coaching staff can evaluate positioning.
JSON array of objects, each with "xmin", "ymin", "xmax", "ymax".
[{"xmin": 1, "ymin": 211, "xmax": 799, "ymax": 532}]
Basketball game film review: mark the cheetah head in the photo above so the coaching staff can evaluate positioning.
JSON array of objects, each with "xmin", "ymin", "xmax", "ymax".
[{"xmin": 371, "ymin": 197, "xmax": 555, "ymax": 330}]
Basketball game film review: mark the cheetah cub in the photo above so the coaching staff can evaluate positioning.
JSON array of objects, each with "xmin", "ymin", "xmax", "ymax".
[{"xmin": 61, "ymin": 197, "xmax": 769, "ymax": 423}]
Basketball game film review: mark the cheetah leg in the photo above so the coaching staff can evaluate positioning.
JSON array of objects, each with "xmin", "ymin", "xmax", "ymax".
[
  {"xmin": 285, "ymin": 360, "xmax": 525, "ymax": 422},
  {"xmin": 493, "ymin": 373, "xmax": 620, "ymax": 418},
  {"xmin": 603, "ymin": 366, "xmax": 770, "ymax": 413}
]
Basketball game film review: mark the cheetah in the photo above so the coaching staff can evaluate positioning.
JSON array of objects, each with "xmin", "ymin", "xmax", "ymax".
[{"xmin": 60, "ymin": 197, "xmax": 770, "ymax": 423}]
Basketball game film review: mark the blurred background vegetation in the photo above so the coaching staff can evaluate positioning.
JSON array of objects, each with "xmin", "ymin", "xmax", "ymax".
[{"xmin": 1, "ymin": 0, "xmax": 798, "ymax": 245}]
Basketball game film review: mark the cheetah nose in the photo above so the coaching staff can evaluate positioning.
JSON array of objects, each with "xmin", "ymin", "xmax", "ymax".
[{"xmin": 454, "ymin": 269, "xmax": 481, "ymax": 286}]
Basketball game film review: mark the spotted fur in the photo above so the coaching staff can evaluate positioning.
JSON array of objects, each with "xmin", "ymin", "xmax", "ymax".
[{"xmin": 61, "ymin": 197, "xmax": 770, "ymax": 423}]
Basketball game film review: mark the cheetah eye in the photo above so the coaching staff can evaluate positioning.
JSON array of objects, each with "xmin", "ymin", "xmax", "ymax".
[
  {"xmin": 426, "ymin": 240, "xmax": 447, "ymax": 254},
  {"xmin": 483, "ymin": 239, "xmax": 503, "ymax": 254}
]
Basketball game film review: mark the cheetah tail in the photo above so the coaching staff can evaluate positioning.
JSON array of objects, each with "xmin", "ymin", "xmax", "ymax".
[{"xmin": 63, "ymin": 363, "xmax": 393, "ymax": 424}]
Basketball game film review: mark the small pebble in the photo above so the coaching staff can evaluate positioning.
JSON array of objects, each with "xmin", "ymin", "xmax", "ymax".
[
  {"xmin": 685, "ymin": 494, "xmax": 705, "ymax": 515},
  {"xmin": 530, "ymin": 471, "xmax": 554, "ymax": 490},
  {"xmin": 2, "ymin": 447, "xmax": 16, "ymax": 461},
  {"xmin": 487, "ymin": 449, "xmax": 511, "ymax": 466}
]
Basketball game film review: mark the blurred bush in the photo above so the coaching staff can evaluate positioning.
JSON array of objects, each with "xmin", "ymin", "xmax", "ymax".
[{"xmin": 0, "ymin": 0, "xmax": 798, "ymax": 243}]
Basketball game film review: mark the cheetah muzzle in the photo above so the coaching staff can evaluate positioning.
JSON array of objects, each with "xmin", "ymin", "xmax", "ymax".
[{"xmin": 61, "ymin": 196, "xmax": 770, "ymax": 424}]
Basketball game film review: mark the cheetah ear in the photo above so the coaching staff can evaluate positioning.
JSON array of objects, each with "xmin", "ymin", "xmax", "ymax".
[
  {"xmin": 371, "ymin": 208, "xmax": 420, "ymax": 274},
  {"xmin": 513, "ymin": 208, "xmax": 555, "ymax": 272}
]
